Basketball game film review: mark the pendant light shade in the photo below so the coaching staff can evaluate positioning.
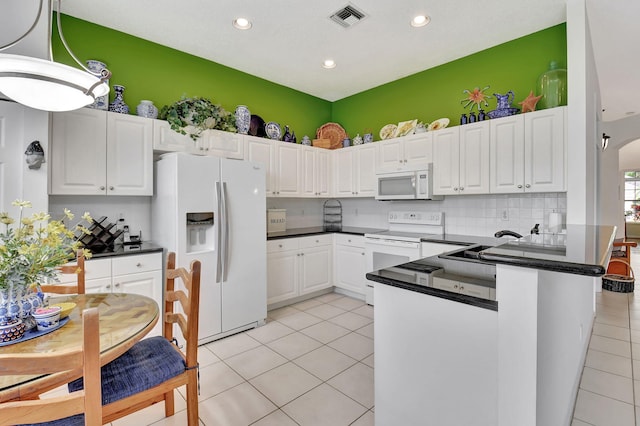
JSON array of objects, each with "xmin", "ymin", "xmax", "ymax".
[
  {"xmin": 0, "ymin": 53, "xmax": 109, "ymax": 111},
  {"xmin": 0, "ymin": 0, "xmax": 111, "ymax": 112}
]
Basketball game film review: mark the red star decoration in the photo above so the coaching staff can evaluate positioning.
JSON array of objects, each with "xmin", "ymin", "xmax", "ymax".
[{"xmin": 519, "ymin": 91, "xmax": 543, "ymax": 113}]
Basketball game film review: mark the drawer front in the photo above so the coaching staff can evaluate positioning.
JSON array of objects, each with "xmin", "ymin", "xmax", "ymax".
[
  {"xmin": 298, "ymin": 234, "xmax": 333, "ymax": 249},
  {"xmin": 458, "ymin": 283, "xmax": 492, "ymax": 299},
  {"xmin": 267, "ymin": 238, "xmax": 299, "ymax": 253},
  {"xmin": 334, "ymin": 233, "xmax": 365, "ymax": 247},
  {"xmin": 57, "ymin": 258, "xmax": 112, "ymax": 283},
  {"xmin": 432, "ymin": 276, "xmax": 460, "ymax": 293},
  {"xmin": 112, "ymin": 253, "xmax": 162, "ymax": 276}
]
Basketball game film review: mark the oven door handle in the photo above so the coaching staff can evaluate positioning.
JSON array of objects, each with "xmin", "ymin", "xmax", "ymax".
[{"xmin": 365, "ymin": 238, "xmax": 421, "ymax": 249}]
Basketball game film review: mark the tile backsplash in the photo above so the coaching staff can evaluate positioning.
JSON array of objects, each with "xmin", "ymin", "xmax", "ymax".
[{"xmin": 268, "ymin": 193, "xmax": 567, "ymax": 237}]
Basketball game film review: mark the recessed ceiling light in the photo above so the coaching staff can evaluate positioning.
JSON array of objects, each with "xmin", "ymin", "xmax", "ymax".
[
  {"xmin": 411, "ymin": 15, "xmax": 430, "ymax": 28},
  {"xmin": 233, "ymin": 17, "xmax": 252, "ymax": 30},
  {"xmin": 323, "ymin": 59, "xmax": 336, "ymax": 69}
]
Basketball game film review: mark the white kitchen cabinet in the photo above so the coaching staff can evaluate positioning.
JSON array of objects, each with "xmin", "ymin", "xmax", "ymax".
[
  {"xmin": 377, "ymin": 133, "xmax": 432, "ymax": 172},
  {"xmin": 490, "ymin": 106, "xmax": 566, "ymax": 193},
  {"xmin": 267, "ymin": 235, "xmax": 333, "ymax": 305},
  {"xmin": 301, "ymin": 146, "xmax": 331, "ymax": 197},
  {"xmin": 50, "ymin": 109, "xmax": 153, "ymax": 196},
  {"xmin": 431, "ymin": 275, "xmax": 493, "ymax": 299},
  {"xmin": 433, "ymin": 124, "xmax": 490, "ymax": 195},
  {"xmin": 334, "ymin": 143, "xmax": 378, "ymax": 197},
  {"xmin": 244, "ymin": 136, "xmax": 302, "ymax": 197},
  {"xmin": 244, "ymin": 135, "xmax": 276, "ymax": 195},
  {"xmin": 54, "ymin": 252, "xmax": 163, "ymax": 337},
  {"xmin": 334, "ymin": 234, "xmax": 367, "ymax": 296},
  {"xmin": 153, "ymin": 121, "xmax": 244, "ymax": 159}
]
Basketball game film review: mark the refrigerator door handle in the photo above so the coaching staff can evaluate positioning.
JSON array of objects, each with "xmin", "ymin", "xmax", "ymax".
[
  {"xmin": 215, "ymin": 181, "xmax": 223, "ymax": 284},
  {"xmin": 222, "ymin": 181, "xmax": 230, "ymax": 282}
]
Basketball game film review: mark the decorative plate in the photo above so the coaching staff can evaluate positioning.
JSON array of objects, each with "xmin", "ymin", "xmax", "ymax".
[
  {"xmin": 316, "ymin": 123, "xmax": 347, "ymax": 148},
  {"xmin": 427, "ymin": 118, "xmax": 450, "ymax": 131},
  {"xmin": 380, "ymin": 124, "xmax": 398, "ymax": 140},
  {"xmin": 265, "ymin": 121, "xmax": 281, "ymax": 140},
  {"xmin": 396, "ymin": 119, "xmax": 418, "ymax": 137}
]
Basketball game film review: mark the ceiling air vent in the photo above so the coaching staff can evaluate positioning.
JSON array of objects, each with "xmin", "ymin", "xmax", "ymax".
[{"xmin": 330, "ymin": 4, "xmax": 367, "ymax": 28}]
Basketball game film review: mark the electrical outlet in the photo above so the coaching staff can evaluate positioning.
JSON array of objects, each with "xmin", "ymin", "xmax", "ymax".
[{"xmin": 501, "ymin": 209, "xmax": 509, "ymax": 221}]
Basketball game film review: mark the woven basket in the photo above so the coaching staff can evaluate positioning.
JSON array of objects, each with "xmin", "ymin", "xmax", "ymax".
[{"xmin": 603, "ymin": 259, "xmax": 635, "ymax": 293}]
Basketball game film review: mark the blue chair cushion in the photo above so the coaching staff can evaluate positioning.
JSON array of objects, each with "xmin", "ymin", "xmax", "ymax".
[
  {"xmin": 68, "ymin": 336, "xmax": 186, "ymax": 405},
  {"xmin": 18, "ymin": 414, "xmax": 84, "ymax": 426}
]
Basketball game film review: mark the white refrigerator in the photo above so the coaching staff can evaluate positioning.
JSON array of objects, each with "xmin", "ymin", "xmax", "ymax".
[{"xmin": 152, "ymin": 152, "xmax": 267, "ymax": 344}]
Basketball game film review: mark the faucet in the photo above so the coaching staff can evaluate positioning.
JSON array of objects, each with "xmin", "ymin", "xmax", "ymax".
[
  {"xmin": 530, "ymin": 223, "xmax": 540, "ymax": 235},
  {"xmin": 494, "ymin": 230, "xmax": 523, "ymax": 239}
]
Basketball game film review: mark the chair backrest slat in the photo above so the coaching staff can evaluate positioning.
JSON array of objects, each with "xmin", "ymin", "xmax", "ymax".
[
  {"xmin": 0, "ymin": 308, "xmax": 101, "ymax": 426},
  {"xmin": 40, "ymin": 249, "xmax": 86, "ymax": 295}
]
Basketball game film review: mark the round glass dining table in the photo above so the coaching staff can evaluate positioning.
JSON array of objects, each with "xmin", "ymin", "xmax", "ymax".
[{"xmin": 0, "ymin": 293, "xmax": 159, "ymax": 402}]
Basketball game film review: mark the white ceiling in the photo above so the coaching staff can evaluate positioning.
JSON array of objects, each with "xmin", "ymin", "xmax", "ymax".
[{"xmin": 59, "ymin": 0, "xmax": 637, "ymax": 122}]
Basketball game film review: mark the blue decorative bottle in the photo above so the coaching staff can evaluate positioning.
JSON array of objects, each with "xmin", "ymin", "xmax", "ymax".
[{"xmin": 108, "ymin": 85, "xmax": 129, "ymax": 114}]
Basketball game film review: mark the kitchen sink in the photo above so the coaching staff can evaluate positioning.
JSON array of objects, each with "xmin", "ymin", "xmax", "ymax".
[{"xmin": 439, "ymin": 245, "xmax": 494, "ymax": 261}]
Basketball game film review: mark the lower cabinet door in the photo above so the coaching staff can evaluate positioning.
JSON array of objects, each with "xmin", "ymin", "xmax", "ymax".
[
  {"xmin": 113, "ymin": 270, "xmax": 163, "ymax": 337},
  {"xmin": 267, "ymin": 250, "xmax": 299, "ymax": 305},
  {"xmin": 299, "ymin": 246, "xmax": 332, "ymax": 295},
  {"xmin": 335, "ymin": 244, "xmax": 367, "ymax": 295}
]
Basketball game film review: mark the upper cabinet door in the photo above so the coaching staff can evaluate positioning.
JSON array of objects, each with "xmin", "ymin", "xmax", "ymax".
[
  {"xmin": 204, "ymin": 129, "xmax": 244, "ymax": 159},
  {"xmin": 152, "ymin": 119, "xmax": 194, "ymax": 153},
  {"xmin": 432, "ymin": 127, "xmax": 460, "ymax": 195},
  {"xmin": 334, "ymin": 148, "xmax": 355, "ymax": 196},
  {"xmin": 459, "ymin": 122, "xmax": 490, "ymax": 194},
  {"xmin": 244, "ymin": 135, "xmax": 275, "ymax": 195},
  {"xmin": 378, "ymin": 139, "xmax": 404, "ymax": 172},
  {"xmin": 402, "ymin": 133, "xmax": 432, "ymax": 170},
  {"xmin": 106, "ymin": 113, "xmax": 153, "ymax": 196},
  {"xmin": 524, "ymin": 107, "xmax": 566, "ymax": 192},
  {"xmin": 275, "ymin": 143, "xmax": 302, "ymax": 196},
  {"xmin": 355, "ymin": 143, "xmax": 378, "ymax": 196},
  {"xmin": 50, "ymin": 108, "xmax": 108, "ymax": 195},
  {"xmin": 315, "ymin": 149, "xmax": 331, "ymax": 197},
  {"xmin": 301, "ymin": 146, "xmax": 316, "ymax": 197},
  {"xmin": 490, "ymin": 115, "xmax": 525, "ymax": 193}
]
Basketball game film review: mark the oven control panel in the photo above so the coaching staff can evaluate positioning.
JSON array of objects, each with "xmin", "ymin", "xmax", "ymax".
[{"xmin": 388, "ymin": 211, "xmax": 443, "ymax": 225}]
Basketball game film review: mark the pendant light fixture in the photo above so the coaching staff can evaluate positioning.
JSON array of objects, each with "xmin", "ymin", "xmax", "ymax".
[{"xmin": 0, "ymin": 0, "xmax": 110, "ymax": 112}]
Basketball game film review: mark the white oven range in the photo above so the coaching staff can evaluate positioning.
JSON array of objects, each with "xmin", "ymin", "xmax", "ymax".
[{"xmin": 364, "ymin": 211, "xmax": 444, "ymax": 304}]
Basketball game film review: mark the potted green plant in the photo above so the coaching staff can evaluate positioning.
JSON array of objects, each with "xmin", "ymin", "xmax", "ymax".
[
  {"xmin": 159, "ymin": 96, "xmax": 237, "ymax": 141},
  {"xmin": 0, "ymin": 200, "xmax": 92, "ymax": 322}
]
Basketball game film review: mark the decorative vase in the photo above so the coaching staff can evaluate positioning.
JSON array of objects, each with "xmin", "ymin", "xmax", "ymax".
[
  {"xmin": 353, "ymin": 134, "xmax": 363, "ymax": 145},
  {"xmin": 342, "ymin": 138, "xmax": 351, "ymax": 148},
  {"xmin": 0, "ymin": 286, "xmax": 43, "ymax": 322},
  {"xmin": 537, "ymin": 61, "xmax": 567, "ymax": 109},
  {"xmin": 86, "ymin": 60, "xmax": 109, "ymax": 110},
  {"xmin": 363, "ymin": 133, "xmax": 373, "ymax": 144},
  {"xmin": 136, "ymin": 100, "xmax": 158, "ymax": 118},
  {"xmin": 468, "ymin": 112, "xmax": 476, "ymax": 123},
  {"xmin": 460, "ymin": 114, "xmax": 468, "ymax": 125},
  {"xmin": 301, "ymin": 136, "xmax": 311, "ymax": 146},
  {"xmin": 109, "ymin": 85, "xmax": 130, "ymax": 114},
  {"xmin": 235, "ymin": 105, "xmax": 251, "ymax": 134},
  {"xmin": 478, "ymin": 109, "xmax": 487, "ymax": 121}
]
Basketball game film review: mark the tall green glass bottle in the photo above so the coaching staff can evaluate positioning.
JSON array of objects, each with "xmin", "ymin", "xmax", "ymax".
[{"xmin": 537, "ymin": 61, "xmax": 567, "ymax": 109}]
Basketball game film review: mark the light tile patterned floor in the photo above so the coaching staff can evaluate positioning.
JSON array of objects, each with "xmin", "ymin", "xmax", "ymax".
[
  {"xmin": 108, "ymin": 292, "xmax": 374, "ymax": 426},
  {"xmin": 572, "ymin": 244, "xmax": 640, "ymax": 426}
]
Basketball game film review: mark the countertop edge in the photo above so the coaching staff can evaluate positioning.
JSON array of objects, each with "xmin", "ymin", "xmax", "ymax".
[
  {"xmin": 477, "ymin": 252, "xmax": 606, "ymax": 276},
  {"xmin": 366, "ymin": 272, "xmax": 499, "ymax": 312},
  {"xmin": 86, "ymin": 243, "xmax": 164, "ymax": 259},
  {"xmin": 267, "ymin": 227, "xmax": 385, "ymax": 240}
]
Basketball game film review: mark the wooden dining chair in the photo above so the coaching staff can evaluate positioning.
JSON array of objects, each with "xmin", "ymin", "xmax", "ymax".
[
  {"xmin": 40, "ymin": 249, "xmax": 86, "ymax": 295},
  {"xmin": 69, "ymin": 252, "xmax": 202, "ymax": 425},
  {"xmin": 0, "ymin": 308, "xmax": 101, "ymax": 426}
]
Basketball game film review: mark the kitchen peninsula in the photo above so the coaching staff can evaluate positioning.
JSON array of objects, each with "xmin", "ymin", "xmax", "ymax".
[{"xmin": 367, "ymin": 225, "xmax": 616, "ymax": 426}]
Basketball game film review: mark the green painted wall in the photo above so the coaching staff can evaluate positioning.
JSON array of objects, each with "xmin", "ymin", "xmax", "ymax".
[
  {"xmin": 51, "ymin": 14, "xmax": 332, "ymax": 139},
  {"xmin": 332, "ymin": 24, "xmax": 567, "ymax": 140},
  {"xmin": 52, "ymin": 16, "xmax": 565, "ymax": 143}
]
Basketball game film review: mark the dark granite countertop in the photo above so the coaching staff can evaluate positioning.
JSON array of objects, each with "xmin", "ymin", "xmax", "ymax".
[
  {"xmin": 267, "ymin": 226, "xmax": 386, "ymax": 240},
  {"xmin": 86, "ymin": 242, "xmax": 164, "ymax": 259},
  {"xmin": 478, "ymin": 225, "xmax": 616, "ymax": 276},
  {"xmin": 420, "ymin": 233, "xmax": 504, "ymax": 247}
]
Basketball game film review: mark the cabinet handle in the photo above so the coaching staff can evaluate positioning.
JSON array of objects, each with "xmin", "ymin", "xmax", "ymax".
[
  {"xmin": 525, "ymin": 184, "xmax": 531, "ymax": 188},
  {"xmin": 454, "ymin": 187, "xmax": 459, "ymax": 191},
  {"xmin": 454, "ymin": 284, "xmax": 458, "ymax": 289},
  {"xmin": 361, "ymin": 252, "xmax": 365, "ymax": 256},
  {"xmin": 316, "ymin": 239, "xmax": 319, "ymax": 243},
  {"xmin": 136, "ymin": 263, "xmax": 142, "ymax": 267},
  {"xmin": 517, "ymin": 184, "xmax": 523, "ymax": 189},
  {"xmin": 279, "ymin": 244, "xmax": 283, "ymax": 248},
  {"xmin": 459, "ymin": 187, "xmax": 464, "ymax": 191},
  {"xmin": 348, "ymin": 239, "xmax": 352, "ymax": 243},
  {"xmin": 106, "ymin": 284, "xmax": 111, "ymax": 290},
  {"xmin": 100, "ymin": 186, "xmax": 105, "ymax": 191},
  {"xmin": 459, "ymin": 285, "xmax": 465, "ymax": 291},
  {"xmin": 109, "ymin": 186, "xmax": 114, "ymax": 191},
  {"xmin": 301, "ymin": 253, "xmax": 304, "ymax": 256},
  {"xmin": 114, "ymin": 283, "xmax": 120, "ymax": 288}
]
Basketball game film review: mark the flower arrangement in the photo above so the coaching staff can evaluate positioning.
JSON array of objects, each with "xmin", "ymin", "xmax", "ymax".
[
  {"xmin": 159, "ymin": 96, "xmax": 237, "ymax": 141},
  {"xmin": 0, "ymin": 200, "xmax": 93, "ymax": 291}
]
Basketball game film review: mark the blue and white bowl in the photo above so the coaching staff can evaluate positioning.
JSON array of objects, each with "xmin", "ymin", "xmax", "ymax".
[{"xmin": 32, "ymin": 306, "xmax": 61, "ymax": 332}]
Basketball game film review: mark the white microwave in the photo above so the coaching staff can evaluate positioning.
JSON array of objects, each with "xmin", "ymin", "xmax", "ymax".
[{"xmin": 375, "ymin": 167, "xmax": 442, "ymax": 200}]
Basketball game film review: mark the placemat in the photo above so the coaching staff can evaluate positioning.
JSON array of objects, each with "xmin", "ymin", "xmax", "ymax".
[{"xmin": 0, "ymin": 317, "xmax": 70, "ymax": 347}]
